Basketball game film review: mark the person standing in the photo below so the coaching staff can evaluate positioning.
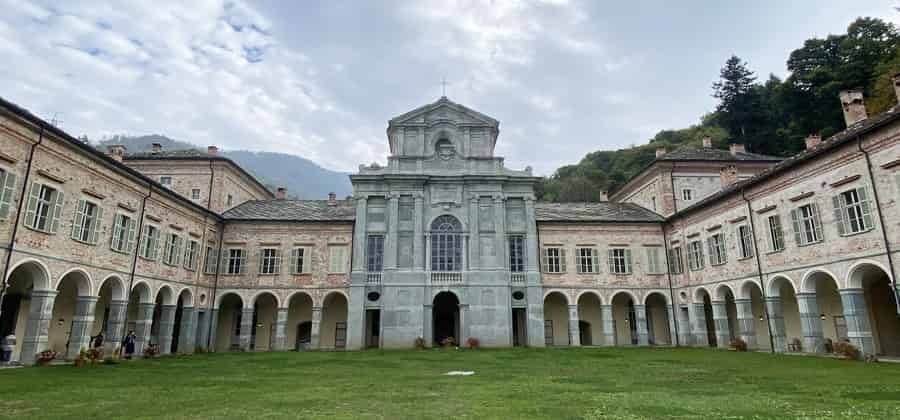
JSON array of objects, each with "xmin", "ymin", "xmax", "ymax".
[{"xmin": 123, "ymin": 331, "xmax": 136, "ymax": 359}]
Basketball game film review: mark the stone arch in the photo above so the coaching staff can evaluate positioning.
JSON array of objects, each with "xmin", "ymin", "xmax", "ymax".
[
  {"xmin": 177, "ymin": 287, "xmax": 194, "ymax": 307},
  {"xmin": 693, "ymin": 287, "xmax": 711, "ymax": 303},
  {"xmin": 286, "ymin": 290, "xmax": 315, "ymax": 308},
  {"xmin": 847, "ymin": 260, "xmax": 893, "ymax": 289},
  {"xmin": 56, "ymin": 268, "xmax": 92, "ymax": 296},
  {"xmin": 766, "ymin": 275, "xmax": 797, "ymax": 297},
  {"xmin": 610, "ymin": 290, "xmax": 638, "ymax": 304},
  {"xmin": 98, "ymin": 275, "xmax": 127, "ymax": 301},
  {"xmin": 543, "ymin": 289, "xmax": 571, "ymax": 305},
  {"xmin": 801, "ymin": 268, "xmax": 840, "ymax": 293},
  {"xmin": 426, "ymin": 125, "xmax": 462, "ymax": 156},
  {"xmin": 737, "ymin": 279, "xmax": 762, "ymax": 300},
  {"xmin": 576, "ymin": 290, "xmax": 603, "ymax": 305},
  {"xmin": 215, "ymin": 291, "xmax": 247, "ymax": 309},
  {"xmin": 321, "ymin": 291, "xmax": 349, "ymax": 349},
  {"xmin": 322, "ymin": 290, "xmax": 349, "ymax": 307},
  {"xmin": 251, "ymin": 290, "xmax": 281, "ymax": 308},
  {"xmin": 131, "ymin": 281, "xmax": 153, "ymax": 303},
  {"xmin": 4, "ymin": 258, "xmax": 51, "ymax": 290},
  {"xmin": 215, "ymin": 292, "xmax": 245, "ymax": 352},
  {"xmin": 714, "ymin": 284, "xmax": 735, "ymax": 301},
  {"xmin": 644, "ymin": 292, "xmax": 672, "ymax": 345},
  {"xmin": 644, "ymin": 291, "xmax": 670, "ymax": 306},
  {"xmin": 286, "ymin": 290, "xmax": 314, "ymax": 350},
  {"xmin": 576, "ymin": 291, "xmax": 603, "ymax": 346},
  {"xmin": 611, "ymin": 290, "xmax": 638, "ymax": 346},
  {"xmin": 543, "ymin": 290, "xmax": 570, "ymax": 346},
  {"xmin": 155, "ymin": 285, "xmax": 176, "ymax": 306}
]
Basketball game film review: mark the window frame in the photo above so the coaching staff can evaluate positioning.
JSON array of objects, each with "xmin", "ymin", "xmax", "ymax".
[
  {"xmin": 184, "ymin": 239, "xmax": 200, "ymax": 271},
  {"xmin": 766, "ymin": 214, "xmax": 785, "ymax": 253},
  {"xmin": 70, "ymin": 198, "xmax": 102, "ymax": 245},
  {"xmin": 508, "ymin": 235, "xmax": 525, "ymax": 273},
  {"xmin": 834, "ymin": 187, "xmax": 874, "ymax": 236},
  {"xmin": 162, "ymin": 232, "xmax": 183, "ymax": 266},
  {"xmin": 736, "ymin": 224, "xmax": 754, "ymax": 260},
  {"xmin": 682, "ymin": 189, "xmax": 694, "ymax": 202},
  {"xmin": 110, "ymin": 213, "xmax": 136, "ymax": 254},
  {"xmin": 644, "ymin": 246, "xmax": 664, "ymax": 274},
  {"xmin": 191, "ymin": 188, "xmax": 201, "ymax": 200},
  {"xmin": 259, "ymin": 247, "xmax": 281, "ymax": 275},
  {"xmin": 328, "ymin": 245, "xmax": 349, "ymax": 274},
  {"xmin": 607, "ymin": 247, "xmax": 632, "ymax": 275},
  {"xmin": 541, "ymin": 247, "xmax": 566, "ymax": 274},
  {"xmin": 0, "ymin": 168, "xmax": 17, "ymax": 219},
  {"xmin": 140, "ymin": 223, "xmax": 160, "ymax": 260},
  {"xmin": 159, "ymin": 176, "xmax": 172, "ymax": 188},
  {"xmin": 707, "ymin": 233, "xmax": 727, "ymax": 266},
  {"xmin": 203, "ymin": 245, "xmax": 218, "ymax": 274},
  {"xmin": 290, "ymin": 247, "xmax": 310, "ymax": 275},
  {"xmin": 688, "ymin": 240, "xmax": 704, "ymax": 271},
  {"xmin": 225, "ymin": 248, "xmax": 246, "ymax": 275},
  {"xmin": 792, "ymin": 203, "xmax": 823, "ymax": 246},
  {"xmin": 668, "ymin": 246, "xmax": 684, "ymax": 274},
  {"xmin": 366, "ymin": 235, "xmax": 385, "ymax": 273},
  {"xmin": 576, "ymin": 247, "xmax": 599, "ymax": 274}
]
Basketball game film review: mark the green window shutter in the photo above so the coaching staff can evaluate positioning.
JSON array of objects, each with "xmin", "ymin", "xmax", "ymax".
[
  {"xmin": 540, "ymin": 248, "xmax": 548, "ymax": 273},
  {"xmin": 174, "ymin": 237, "xmax": 183, "ymax": 265},
  {"xmin": 607, "ymin": 249, "xmax": 615, "ymax": 273},
  {"xmin": 162, "ymin": 235, "xmax": 171, "ymax": 263},
  {"xmin": 857, "ymin": 187, "xmax": 874, "ymax": 230},
  {"xmin": 126, "ymin": 217, "xmax": 137, "ymax": 253},
  {"xmin": 0, "ymin": 171, "xmax": 15, "ymax": 218},
  {"xmin": 790, "ymin": 208, "xmax": 802, "ymax": 245},
  {"xmin": 811, "ymin": 203, "xmax": 823, "ymax": 241},
  {"xmin": 257, "ymin": 250, "xmax": 264, "ymax": 273},
  {"xmin": 559, "ymin": 248, "xmax": 566, "ymax": 273},
  {"xmin": 89, "ymin": 205, "xmax": 103, "ymax": 244},
  {"xmin": 71, "ymin": 199, "xmax": 86, "ymax": 240},
  {"xmin": 624, "ymin": 249, "xmax": 632, "ymax": 274},
  {"xmin": 240, "ymin": 250, "xmax": 247, "ymax": 274},
  {"xmin": 151, "ymin": 229, "xmax": 160, "ymax": 260},
  {"xmin": 49, "ymin": 190, "xmax": 64, "ymax": 234},
  {"xmin": 290, "ymin": 248, "xmax": 299, "ymax": 274},
  {"xmin": 591, "ymin": 249, "xmax": 600, "ymax": 273},
  {"xmin": 274, "ymin": 250, "xmax": 282, "ymax": 274},
  {"xmin": 23, "ymin": 182, "xmax": 40, "ymax": 228},
  {"xmin": 110, "ymin": 214, "xmax": 121, "ymax": 249},
  {"xmin": 306, "ymin": 249, "xmax": 313, "ymax": 273},
  {"xmin": 832, "ymin": 195, "xmax": 846, "ymax": 236}
]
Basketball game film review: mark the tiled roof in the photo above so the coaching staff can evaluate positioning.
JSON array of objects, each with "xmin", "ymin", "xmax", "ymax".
[
  {"xmin": 124, "ymin": 149, "xmax": 217, "ymax": 160},
  {"xmin": 535, "ymin": 202, "xmax": 664, "ymax": 223},
  {"xmin": 673, "ymin": 105, "xmax": 900, "ymax": 219},
  {"xmin": 658, "ymin": 147, "xmax": 782, "ymax": 162},
  {"xmin": 223, "ymin": 199, "xmax": 356, "ymax": 221}
]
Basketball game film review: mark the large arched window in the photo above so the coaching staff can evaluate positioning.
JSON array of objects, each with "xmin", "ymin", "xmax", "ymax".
[{"xmin": 431, "ymin": 215, "xmax": 462, "ymax": 271}]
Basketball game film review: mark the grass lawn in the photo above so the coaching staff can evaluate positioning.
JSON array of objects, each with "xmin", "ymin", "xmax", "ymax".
[{"xmin": 1, "ymin": 347, "xmax": 900, "ymax": 419}]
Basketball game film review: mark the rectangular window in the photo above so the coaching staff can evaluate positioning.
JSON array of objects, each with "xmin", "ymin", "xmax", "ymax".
[
  {"xmin": 328, "ymin": 245, "xmax": 348, "ymax": 273},
  {"xmin": 737, "ymin": 225, "xmax": 754, "ymax": 259},
  {"xmin": 110, "ymin": 213, "xmax": 136, "ymax": 253},
  {"xmin": 833, "ymin": 187, "xmax": 874, "ymax": 236},
  {"xmin": 682, "ymin": 189, "xmax": 693, "ymax": 201},
  {"xmin": 541, "ymin": 247, "xmax": 566, "ymax": 273},
  {"xmin": 70, "ymin": 199, "xmax": 102, "ymax": 244},
  {"xmin": 644, "ymin": 246, "xmax": 663, "ymax": 274},
  {"xmin": 291, "ymin": 247, "xmax": 309, "ymax": 274},
  {"xmin": 162, "ymin": 233, "xmax": 183, "ymax": 266},
  {"xmin": 226, "ymin": 248, "xmax": 246, "ymax": 275},
  {"xmin": 791, "ymin": 203, "xmax": 823, "ymax": 246},
  {"xmin": 509, "ymin": 235, "xmax": 525, "ymax": 273},
  {"xmin": 25, "ymin": 182, "xmax": 64, "ymax": 233},
  {"xmin": 140, "ymin": 224, "xmax": 160, "ymax": 260},
  {"xmin": 204, "ymin": 246, "xmax": 218, "ymax": 274},
  {"xmin": 767, "ymin": 214, "xmax": 784, "ymax": 252},
  {"xmin": 259, "ymin": 248, "xmax": 281, "ymax": 275},
  {"xmin": 226, "ymin": 194, "xmax": 233, "ymax": 206},
  {"xmin": 607, "ymin": 248, "xmax": 632, "ymax": 275},
  {"xmin": 184, "ymin": 240, "xmax": 199, "ymax": 270},
  {"xmin": 366, "ymin": 235, "xmax": 384, "ymax": 272},
  {"xmin": 688, "ymin": 240, "xmax": 704, "ymax": 271},
  {"xmin": 668, "ymin": 246, "xmax": 684, "ymax": 274},
  {"xmin": 160, "ymin": 176, "xmax": 172, "ymax": 187},
  {"xmin": 0, "ymin": 169, "xmax": 17, "ymax": 219},
  {"xmin": 707, "ymin": 233, "xmax": 726, "ymax": 266},
  {"xmin": 191, "ymin": 189, "xmax": 201, "ymax": 200},
  {"xmin": 576, "ymin": 247, "xmax": 600, "ymax": 274}
]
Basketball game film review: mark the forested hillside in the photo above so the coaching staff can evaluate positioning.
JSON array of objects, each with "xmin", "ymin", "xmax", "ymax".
[{"xmin": 538, "ymin": 17, "xmax": 900, "ymax": 202}]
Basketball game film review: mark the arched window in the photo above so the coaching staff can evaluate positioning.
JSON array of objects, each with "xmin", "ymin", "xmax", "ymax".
[{"xmin": 431, "ymin": 215, "xmax": 462, "ymax": 271}]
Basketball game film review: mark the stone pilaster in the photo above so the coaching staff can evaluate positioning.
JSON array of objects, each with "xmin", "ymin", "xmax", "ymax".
[
  {"xmin": 711, "ymin": 301, "xmax": 731, "ymax": 349},
  {"xmin": 177, "ymin": 307, "xmax": 196, "ymax": 354},
  {"xmin": 424, "ymin": 233, "xmax": 432, "ymax": 273},
  {"xmin": 104, "ymin": 299, "xmax": 128, "ymax": 355},
  {"xmin": 678, "ymin": 305, "xmax": 692, "ymax": 346},
  {"xmin": 157, "ymin": 304, "xmax": 177, "ymax": 355},
  {"xmin": 19, "ymin": 289, "xmax": 56, "ymax": 365},
  {"xmin": 385, "ymin": 193, "xmax": 399, "ymax": 270},
  {"xmin": 273, "ymin": 308, "xmax": 288, "ymax": 351},
  {"xmin": 423, "ymin": 304, "xmax": 433, "ymax": 347},
  {"xmin": 468, "ymin": 195, "xmax": 480, "ymax": 270},
  {"xmin": 352, "ymin": 196, "xmax": 368, "ymax": 272},
  {"xmin": 493, "ymin": 195, "xmax": 506, "ymax": 270},
  {"xmin": 65, "ymin": 296, "xmax": 98, "ymax": 360},
  {"xmin": 207, "ymin": 309, "xmax": 218, "ymax": 352},
  {"xmin": 310, "ymin": 306, "xmax": 322, "ymax": 349},
  {"xmin": 840, "ymin": 288, "xmax": 875, "ymax": 357},
  {"xmin": 734, "ymin": 298, "xmax": 757, "ymax": 350},
  {"xmin": 666, "ymin": 304, "xmax": 677, "ymax": 346},
  {"xmin": 413, "ymin": 194, "xmax": 424, "ymax": 271},
  {"xmin": 633, "ymin": 304, "xmax": 649, "ymax": 346},
  {"xmin": 691, "ymin": 303, "xmax": 708, "ymax": 347},
  {"xmin": 238, "ymin": 307, "xmax": 253, "ymax": 351},
  {"xmin": 524, "ymin": 197, "xmax": 539, "ymax": 275},
  {"xmin": 765, "ymin": 297, "xmax": 787, "ymax": 353},
  {"xmin": 601, "ymin": 304, "xmax": 615, "ymax": 346},
  {"xmin": 797, "ymin": 293, "xmax": 824, "ymax": 353},
  {"xmin": 134, "ymin": 302, "xmax": 155, "ymax": 356},
  {"xmin": 567, "ymin": 304, "xmax": 580, "ymax": 347},
  {"xmin": 459, "ymin": 303, "xmax": 470, "ymax": 343},
  {"xmin": 526, "ymin": 287, "xmax": 545, "ymax": 347}
]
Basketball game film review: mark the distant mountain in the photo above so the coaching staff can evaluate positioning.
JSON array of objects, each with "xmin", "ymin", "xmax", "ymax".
[{"xmin": 95, "ymin": 135, "xmax": 352, "ymax": 200}]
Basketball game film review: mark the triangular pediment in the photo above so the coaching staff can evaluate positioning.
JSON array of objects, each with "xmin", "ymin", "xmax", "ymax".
[{"xmin": 388, "ymin": 97, "xmax": 498, "ymax": 128}]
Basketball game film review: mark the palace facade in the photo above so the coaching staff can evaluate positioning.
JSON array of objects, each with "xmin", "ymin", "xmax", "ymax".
[{"xmin": 1, "ymin": 84, "xmax": 899, "ymax": 364}]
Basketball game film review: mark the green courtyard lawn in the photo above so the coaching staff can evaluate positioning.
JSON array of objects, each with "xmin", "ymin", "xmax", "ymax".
[{"xmin": 1, "ymin": 348, "xmax": 900, "ymax": 419}]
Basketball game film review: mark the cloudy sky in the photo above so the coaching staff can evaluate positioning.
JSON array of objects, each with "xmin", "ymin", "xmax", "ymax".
[{"xmin": 0, "ymin": 1, "xmax": 897, "ymax": 174}]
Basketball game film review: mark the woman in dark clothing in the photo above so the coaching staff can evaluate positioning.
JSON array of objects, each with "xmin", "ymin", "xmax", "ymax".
[
  {"xmin": 123, "ymin": 331, "xmax": 136, "ymax": 359},
  {"xmin": 92, "ymin": 332, "xmax": 104, "ymax": 349}
]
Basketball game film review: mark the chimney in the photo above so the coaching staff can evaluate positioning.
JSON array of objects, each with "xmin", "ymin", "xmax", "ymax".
[
  {"xmin": 598, "ymin": 191, "xmax": 609, "ymax": 202},
  {"xmin": 275, "ymin": 187, "xmax": 287, "ymax": 200},
  {"xmin": 327, "ymin": 192, "xmax": 337, "ymax": 205},
  {"xmin": 719, "ymin": 165, "xmax": 739, "ymax": 188},
  {"xmin": 207, "ymin": 145, "xmax": 219, "ymax": 155},
  {"xmin": 804, "ymin": 134, "xmax": 822, "ymax": 150},
  {"xmin": 839, "ymin": 90, "xmax": 867, "ymax": 126},
  {"xmin": 702, "ymin": 136, "xmax": 712, "ymax": 148},
  {"xmin": 729, "ymin": 143, "xmax": 746, "ymax": 156},
  {"xmin": 893, "ymin": 72, "xmax": 900, "ymax": 104},
  {"xmin": 151, "ymin": 143, "xmax": 162, "ymax": 154},
  {"xmin": 655, "ymin": 147, "xmax": 666, "ymax": 158},
  {"xmin": 106, "ymin": 144, "xmax": 126, "ymax": 162}
]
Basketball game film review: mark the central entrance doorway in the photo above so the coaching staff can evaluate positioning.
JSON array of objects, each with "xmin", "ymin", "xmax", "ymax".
[{"xmin": 433, "ymin": 291, "xmax": 459, "ymax": 345}]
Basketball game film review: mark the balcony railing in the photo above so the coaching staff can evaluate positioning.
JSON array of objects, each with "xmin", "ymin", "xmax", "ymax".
[
  {"xmin": 510, "ymin": 272, "xmax": 526, "ymax": 284},
  {"xmin": 366, "ymin": 272, "xmax": 382, "ymax": 284},
  {"xmin": 430, "ymin": 272, "xmax": 463, "ymax": 285}
]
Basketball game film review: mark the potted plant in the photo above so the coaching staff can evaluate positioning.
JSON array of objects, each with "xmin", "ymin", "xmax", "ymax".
[
  {"xmin": 833, "ymin": 340, "xmax": 861, "ymax": 360},
  {"xmin": 87, "ymin": 348, "xmax": 103, "ymax": 365},
  {"xmin": 74, "ymin": 348, "xmax": 88, "ymax": 368},
  {"xmin": 143, "ymin": 344, "xmax": 160, "ymax": 359},
  {"xmin": 440, "ymin": 336, "xmax": 457, "ymax": 348},
  {"xmin": 414, "ymin": 337, "xmax": 426, "ymax": 350},
  {"xmin": 729, "ymin": 337, "xmax": 747, "ymax": 352},
  {"xmin": 36, "ymin": 350, "xmax": 57, "ymax": 367},
  {"xmin": 466, "ymin": 337, "xmax": 480, "ymax": 349}
]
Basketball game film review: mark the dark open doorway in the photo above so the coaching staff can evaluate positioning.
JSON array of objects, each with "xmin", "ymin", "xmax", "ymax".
[{"xmin": 433, "ymin": 292, "xmax": 459, "ymax": 345}]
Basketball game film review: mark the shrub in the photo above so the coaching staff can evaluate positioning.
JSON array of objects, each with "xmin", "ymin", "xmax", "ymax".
[
  {"xmin": 466, "ymin": 337, "xmax": 480, "ymax": 349},
  {"xmin": 87, "ymin": 348, "xmax": 103, "ymax": 365},
  {"xmin": 414, "ymin": 337, "xmax": 426, "ymax": 350},
  {"xmin": 440, "ymin": 336, "xmax": 457, "ymax": 348},
  {"xmin": 833, "ymin": 340, "xmax": 860, "ymax": 360},
  {"xmin": 36, "ymin": 349, "xmax": 57, "ymax": 366},
  {"xmin": 143, "ymin": 344, "xmax": 160, "ymax": 359},
  {"xmin": 730, "ymin": 337, "xmax": 747, "ymax": 352}
]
